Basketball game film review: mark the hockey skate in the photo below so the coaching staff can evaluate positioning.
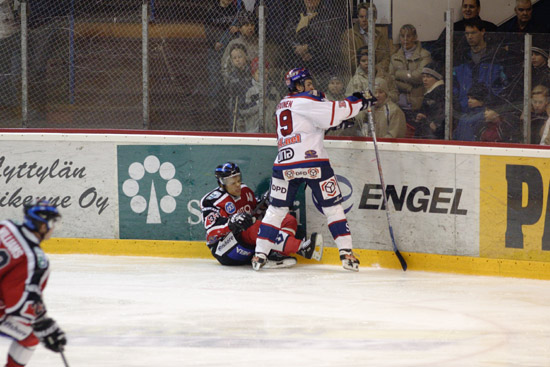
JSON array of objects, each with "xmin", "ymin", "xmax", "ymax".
[
  {"xmin": 251, "ymin": 253, "xmax": 268, "ymax": 271},
  {"xmin": 297, "ymin": 233, "xmax": 323, "ymax": 261},
  {"xmin": 264, "ymin": 252, "xmax": 297, "ymax": 269},
  {"xmin": 339, "ymin": 249, "xmax": 360, "ymax": 271}
]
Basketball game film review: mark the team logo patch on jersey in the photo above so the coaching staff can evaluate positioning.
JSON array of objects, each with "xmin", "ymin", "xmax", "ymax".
[
  {"xmin": 225, "ymin": 202, "xmax": 236, "ymax": 215},
  {"xmin": 304, "ymin": 150, "xmax": 318, "ymax": 159},
  {"xmin": 320, "ymin": 176, "xmax": 341, "ymax": 200},
  {"xmin": 282, "ymin": 167, "xmax": 321, "ymax": 181},
  {"xmin": 270, "ymin": 177, "xmax": 289, "ymax": 200},
  {"xmin": 338, "ymin": 101, "xmax": 347, "ymax": 108}
]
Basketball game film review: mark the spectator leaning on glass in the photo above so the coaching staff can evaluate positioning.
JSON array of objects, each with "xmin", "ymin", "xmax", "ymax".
[
  {"xmin": 522, "ymin": 85, "xmax": 550, "ymax": 144},
  {"xmin": 389, "ymin": 24, "xmax": 432, "ymax": 138},
  {"xmin": 361, "ymin": 77, "xmax": 406, "ymax": 139},
  {"xmin": 341, "ymin": 2, "xmax": 392, "ymax": 73},
  {"xmin": 415, "ymin": 63, "xmax": 445, "ymax": 140}
]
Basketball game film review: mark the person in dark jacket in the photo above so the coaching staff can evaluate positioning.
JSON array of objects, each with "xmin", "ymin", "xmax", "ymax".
[
  {"xmin": 453, "ymin": 83, "xmax": 488, "ymax": 141},
  {"xmin": 453, "ymin": 18, "xmax": 507, "ymax": 114},
  {"xmin": 415, "ymin": 63, "xmax": 445, "ymax": 139}
]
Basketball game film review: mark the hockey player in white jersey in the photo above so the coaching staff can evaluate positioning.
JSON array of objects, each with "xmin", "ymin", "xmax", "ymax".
[{"xmin": 253, "ymin": 68, "xmax": 376, "ymax": 271}]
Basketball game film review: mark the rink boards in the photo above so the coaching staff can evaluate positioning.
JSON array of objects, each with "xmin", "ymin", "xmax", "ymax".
[{"xmin": 1, "ymin": 131, "xmax": 550, "ymax": 279}]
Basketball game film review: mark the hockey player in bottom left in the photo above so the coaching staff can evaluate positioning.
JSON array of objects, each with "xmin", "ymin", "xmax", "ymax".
[{"xmin": 0, "ymin": 200, "xmax": 67, "ymax": 367}]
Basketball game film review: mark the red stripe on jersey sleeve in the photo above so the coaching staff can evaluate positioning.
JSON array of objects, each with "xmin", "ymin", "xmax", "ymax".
[{"xmin": 330, "ymin": 101, "xmax": 336, "ymax": 126}]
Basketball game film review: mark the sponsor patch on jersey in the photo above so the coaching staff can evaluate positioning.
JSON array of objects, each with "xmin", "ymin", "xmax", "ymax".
[
  {"xmin": 277, "ymin": 148, "xmax": 294, "ymax": 163},
  {"xmin": 320, "ymin": 176, "xmax": 341, "ymax": 200},
  {"xmin": 215, "ymin": 232, "xmax": 238, "ymax": 256},
  {"xmin": 338, "ymin": 101, "xmax": 347, "ymax": 108},
  {"xmin": 304, "ymin": 150, "xmax": 318, "ymax": 159},
  {"xmin": 206, "ymin": 191, "xmax": 222, "ymax": 200},
  {"xmin": 225, "ymin": 202, "xmax": 236, "ymax": 215},
  {"xmin": 205, "ymin": 213, "xmax": 218, "ymax": 228},
  {"xmin": 270, "ymin": 177, "xmax": 289, "ymax": 200},
  {"xmin": 0, "ymin": 227, "xmax": 23, "ymax": 259},
  {"xmin": 282, "ymin": 167, "xmax": 321, "ymax": 181},
  {"xmin": 278, "ymin": 134, "xmax": 301, "ymax": 148}
]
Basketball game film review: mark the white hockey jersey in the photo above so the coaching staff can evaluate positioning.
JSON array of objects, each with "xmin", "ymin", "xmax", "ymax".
[{"xmin": 274, "ymin": 91, "xmax": 364, "ymax": 169}]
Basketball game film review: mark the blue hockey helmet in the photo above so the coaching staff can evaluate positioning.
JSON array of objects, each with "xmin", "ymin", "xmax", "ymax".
[
  {"xmin": 215, "ymin": 162, "xmax": 241, "ymax": 188},
  {"xmin": 285, "ymin": 68, "xmax": 312, "ymax": 92},
  {"xmin": 23, "ymin": 200, "xmax": 61, "ymax": 232}
]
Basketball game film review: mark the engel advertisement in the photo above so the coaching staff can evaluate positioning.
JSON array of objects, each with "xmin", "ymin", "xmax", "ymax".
[
  {"xmin": 307, "ymin": 147, "xmax": 480, "ymax": 256},
  {"xmin": 1, "ymin": 135, "xmax": 550, "ymax": 263}
]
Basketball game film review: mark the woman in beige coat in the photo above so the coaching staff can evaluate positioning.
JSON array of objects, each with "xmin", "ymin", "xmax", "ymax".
[
  {"xmin": 389, "ymin": 24, "xmax": 432, "ymax": 137},
  {"xmin": 360, "ymin": 77, "xmax": 406, "ymax": 138}
]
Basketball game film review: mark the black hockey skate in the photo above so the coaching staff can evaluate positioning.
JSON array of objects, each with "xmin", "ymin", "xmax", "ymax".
[
  {"xmin": 264, "ymin": 252, "xmax": 297, "ymax": 269},
  {"xmin": 297, "ymin": 233, "xmax": 323, "ymax": 261}
]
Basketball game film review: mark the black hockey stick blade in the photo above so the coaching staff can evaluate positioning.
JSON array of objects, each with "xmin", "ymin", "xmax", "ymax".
[
  {"xmin": 60, "ymin": 350, "xmax": 70, "ymax": 367},
  {"xmin": 394, "ymin": 249, "xmax": 407, "ymax": 271}
]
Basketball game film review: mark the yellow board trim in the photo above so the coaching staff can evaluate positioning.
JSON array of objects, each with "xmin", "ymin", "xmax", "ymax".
[{"xmin": 42, "ymin": 238, "xmax": 550, "ymax": 280}]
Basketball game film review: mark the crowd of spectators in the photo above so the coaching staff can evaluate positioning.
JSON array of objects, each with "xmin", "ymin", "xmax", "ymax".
[{"xmin": 203, "ymin": 0, "xmax": 550, "ymax": 142}]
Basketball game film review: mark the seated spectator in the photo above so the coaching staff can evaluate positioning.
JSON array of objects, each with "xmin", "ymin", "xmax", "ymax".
[
  {"xmin": 478, "ymin": 108, "xmax": 511, "ymax": 142},
  {"xmin": 325, "ymin": 75, "xmax": 346, "ymax": 101},
  {"xmin": 539, "ymin": 115, "xmax": 550, "ymax": 145},
  {"xmin": 389, "ymin": 24, "xmax": 432, "ymax": 137},
  {"xmin": 239, "ymin": 57, "xmax": 280, "ymax": 133},
  {"xmin": 532, "ymin": 44, "xmax": 550, "ymax": 90},
  {"xmin": 341, "ymin": 2, "xmax": 392, "ymax": 73},
  {"xmin": 221, "ymin": 14, "xmax": 258, "ymax": 80},
  {"xmin": 498, "ymin": 0, "xmax": 549, "ymax": 34},
  {"xmin": 223, "ymin": 44, "xmax": 252, "ymax": 131},
  {"xmin": 521, "ymin": 85, "xmax": 550, "ymax": 143},
  {"xmin": 431, "ymin": 0, "xmax": 497, "ymax": 65},
  {"xmin": 345, "ymin": 46, "xmax": 398, "ymax": 102},
  {"xmin": 415, "ymin": 63, "xmax": 445, "ymax": 139},
  {"xmin": 361, "ymin": 77, "xmax": 406, "ymax": 138},
  {"xmin": 453, "ymin": 18, "xmax": 507, "ymax": 114},
  {"xmin": 285, "ymin": 0, "xmax": 345, "ymax": 86},
  {"xmin": 454, "ymin": 83, "xmax": 488, "ymax": 141}
]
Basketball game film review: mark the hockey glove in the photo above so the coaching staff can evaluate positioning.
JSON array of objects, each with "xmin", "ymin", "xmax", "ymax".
[
  {"xmin": 228, "ymin": 212, "xmax": 254, "ymax": 235},
  {"xmin": 328, "ymin": 119, "xmax": 355, "ymax": 132},
  {"xmin": 353, "ymin": 90, "xmax": 377, "ymax": 111},
  {"xmin": 254, "ymin": 190, "xmax": 270, "ymax": 217},
  {"xmin": 33, "ymin": 317, "xmax": 67, "ymax": 353}
]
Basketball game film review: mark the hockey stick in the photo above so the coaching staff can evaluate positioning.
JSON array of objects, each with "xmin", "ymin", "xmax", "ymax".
[
  {"xmin": 60, "ymin": 350, "xmax": 70, "ymax": 367},
  {"xmin": 366, "ymin": 107, "xmax": 408, "ymax": 271}
]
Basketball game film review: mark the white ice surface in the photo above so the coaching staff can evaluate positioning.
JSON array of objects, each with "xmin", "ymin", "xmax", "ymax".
[{"xmin": 3, "ymin": 254, "xmax": 550, "ymax": 367}]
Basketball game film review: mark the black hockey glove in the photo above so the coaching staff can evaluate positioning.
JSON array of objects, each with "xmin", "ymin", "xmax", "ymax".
[
  {"xmin": 328, "ymin": 119, "xmax": 355, "ymax": 132},
  {"xmin": 228, "ymin": 212, "xmax": 254, "ymax": 235},
  {"xmin": 353, "ymin": 90, "xmax": 377, "ymax": 111},
  {"xmin": 33, "ymin": 317, "xmax": 67, "ymax": 353},
  {"xmin": 254, "ymin": 190, "xmax": 270, "ymax": 217}
]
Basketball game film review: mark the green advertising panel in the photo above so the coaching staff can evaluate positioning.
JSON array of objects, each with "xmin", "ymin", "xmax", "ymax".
[{"xmin": 117, "ymin": 145, "xmax": 306, "ymax": 241}]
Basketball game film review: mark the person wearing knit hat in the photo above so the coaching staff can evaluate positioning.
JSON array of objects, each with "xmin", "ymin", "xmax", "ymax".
[
  {"xmin": 531, "ymin": 44, "xmax": 550, "ymax": 90},
  {"xmin": 364, "ymin": 77, "xmax": 406, "ymax": 138},
  {"xmin": 415, "ymin": 62, "xmax": 445, "ymax": 139},
  {"xmin": 454, "ymin": 83, "xmax": 489, "ymax": 141}
]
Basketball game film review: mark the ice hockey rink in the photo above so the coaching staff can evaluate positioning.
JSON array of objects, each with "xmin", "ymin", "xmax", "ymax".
[{"xmin": 3, "ymin": 254, "xmax": 550, "ymax": 367}]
